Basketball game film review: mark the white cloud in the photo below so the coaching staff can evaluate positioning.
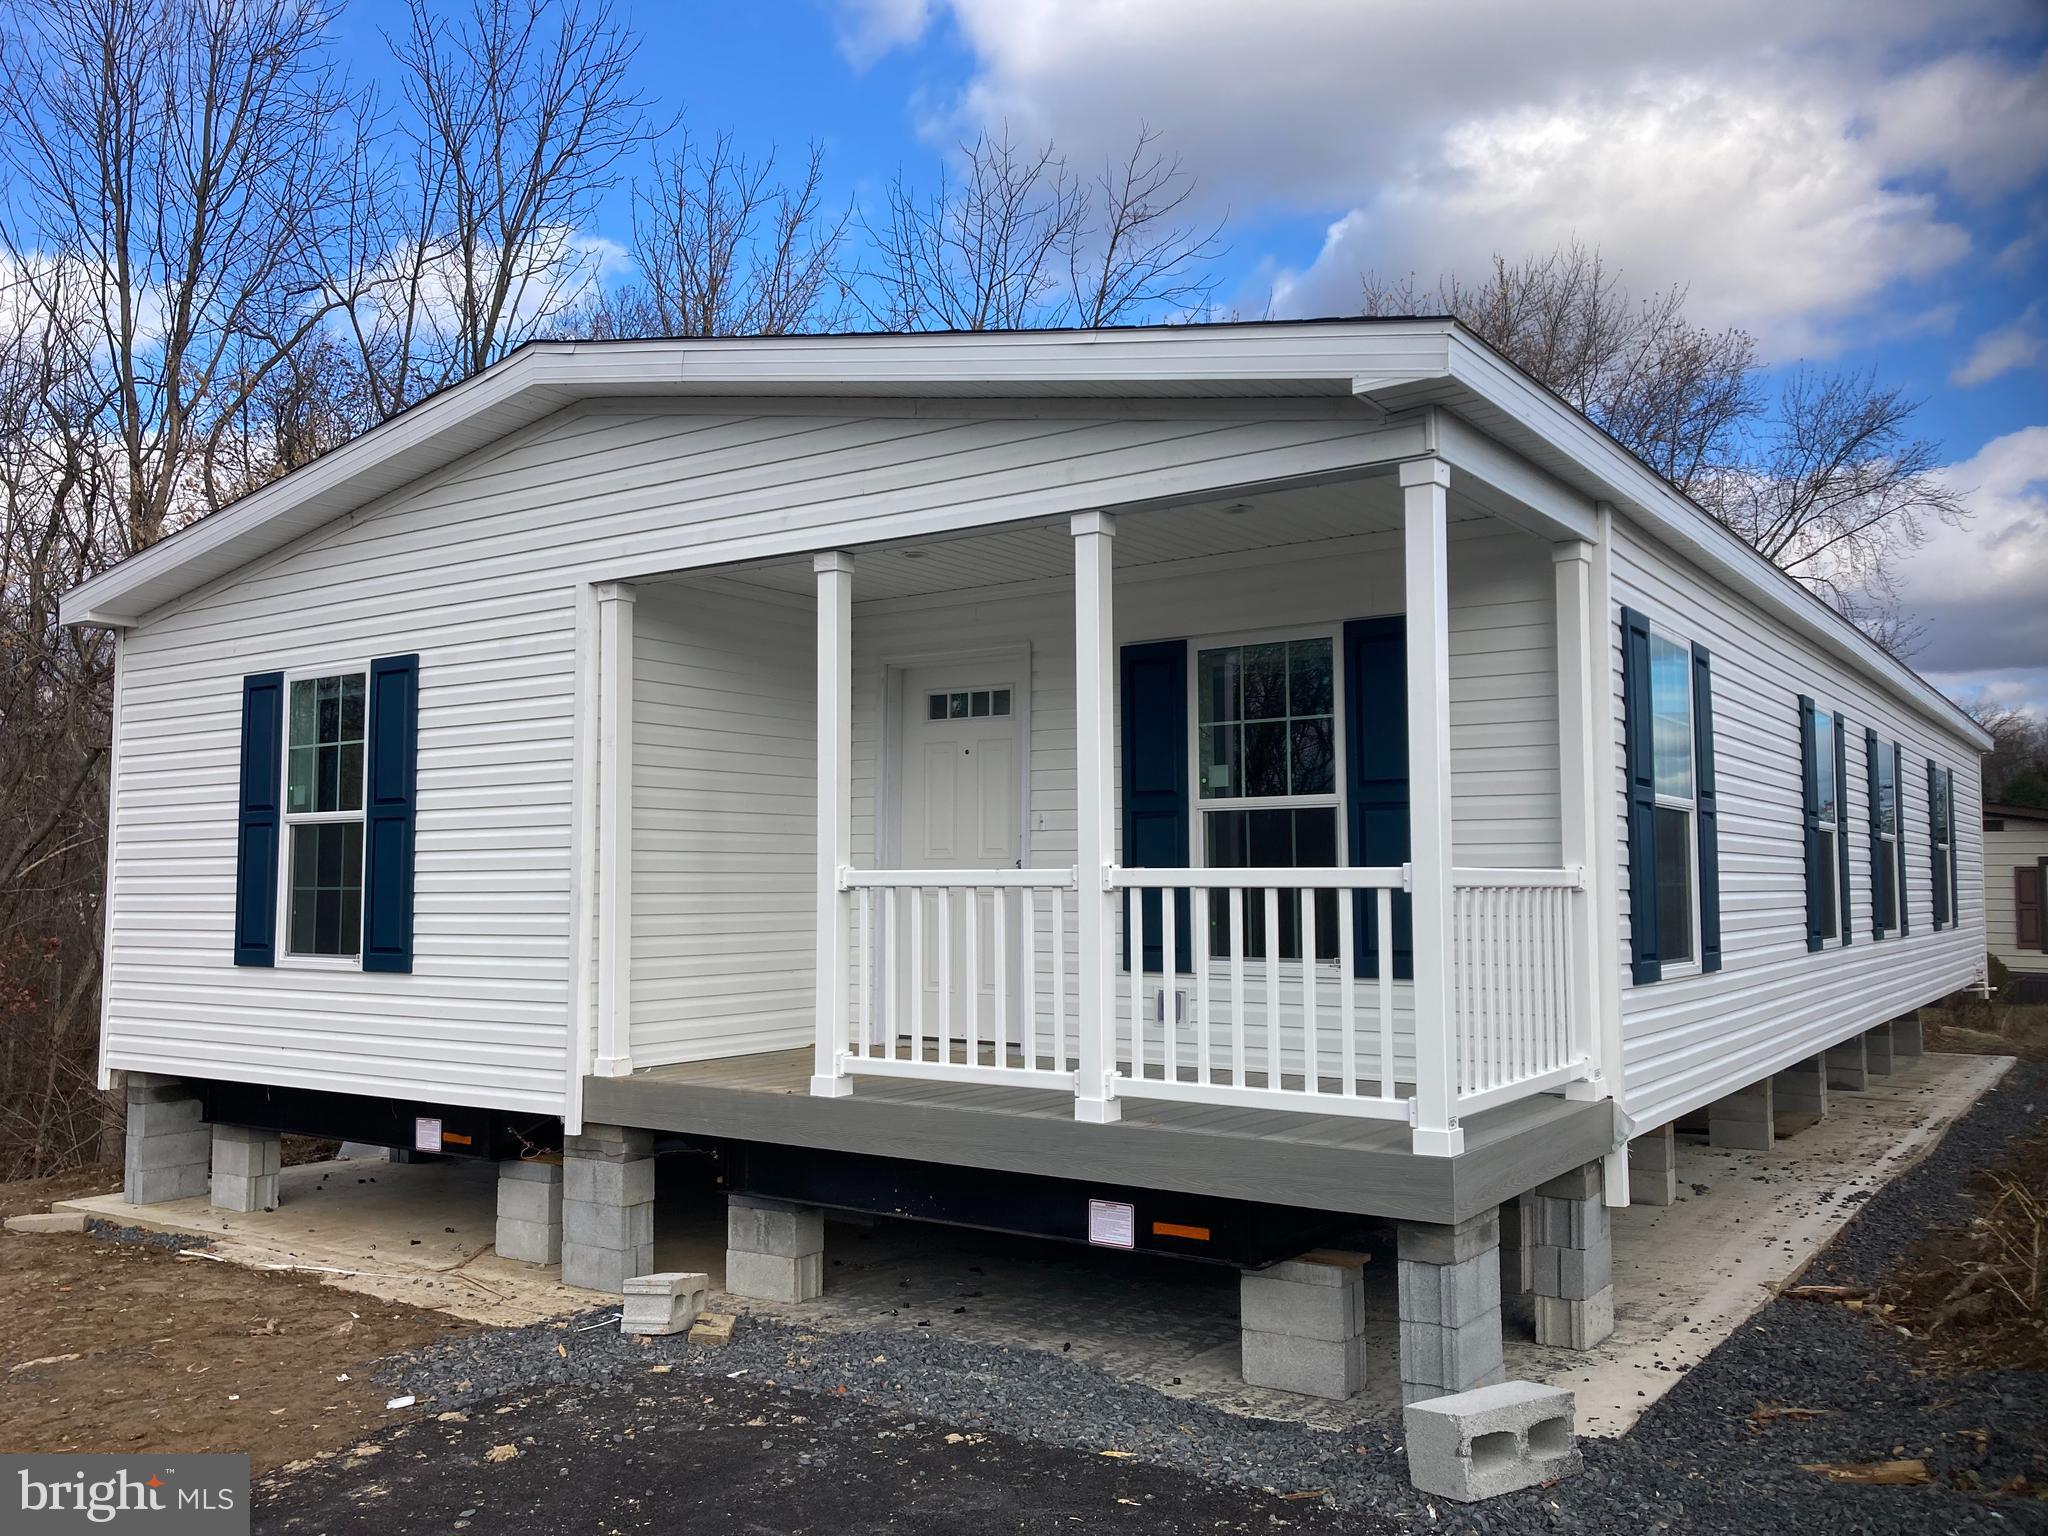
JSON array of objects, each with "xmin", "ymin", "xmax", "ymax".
[
  {"xmin": 834, "ymin": 0, "xmax": 935, "ymax": 68},
  {"xmin": 1953, "ymin": 303, "xmax": 2045, "ymax": 386},
  {"xmin": 840, "ymin": 1, "xmax": 2046, "ymax": 352},
  {"xmin": 1904, "ymin": 425, "xmax": 2048, "ymax": 709}
]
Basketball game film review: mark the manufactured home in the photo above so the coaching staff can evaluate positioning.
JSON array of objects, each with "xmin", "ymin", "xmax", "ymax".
[
  {"xmin": 1986, "ymin": 801, "xmax": 2048, "ymax": 996},
  {"xmin": 64, "ymin": 320, "xmax": 1989, "ymax": 1403}
]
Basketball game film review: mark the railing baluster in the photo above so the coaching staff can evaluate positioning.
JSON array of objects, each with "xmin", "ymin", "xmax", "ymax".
[
  {"xmin": 908, "ymin": 887, "xmax": 924, "ymax": 1061},
  {"xmin": 1300, "ymin": 887, "xmax": 1318, "ymax": 1093},
  {"xmin": 1160, "ymin": 881, "xmax": 1178, "ymax": 1083},
  {"xmin": 1052, "ymin": 886, "xmax": 1067, "ymax": 1070},
  {"xmin": 857, "ymin": 886, "xmax": 871, "ymax": 1059},
  {"xmin": 936, "ymin": 885, "xmax": 952, "ymax": 1064},
  {"xmin": 992, "ymin": 886, "xmax": 1008, "ymax": 1069},
  {"xmin": 1337, "ymin": 886, "xmax": 1356, "ymax": 1097},
  {"xmin": 1130, "ymin": 888, "xmax": 1147, "ymax": 1079},
  {"xmin": 1229, "ymin": 887, "xmax": 1246, "ymax": 1088},
  {"xmin": 964, "ymin": 887, "xmax": 981, "ymax": 1068},
  {"xmin": 1263, "ymin": 886, "xmax": 1281, "ymax": 1091},
  {"xmin": 1021, "ymin": 885, "xmax": 1037, "ymax": 1069},
  {"xmin": 1377, "ymin": 886, "xmax": 1395, "ymax": 1098},
  {"xmin": 1194, "ymin": 882, "xmax": 1212, "ymax": 1086}
]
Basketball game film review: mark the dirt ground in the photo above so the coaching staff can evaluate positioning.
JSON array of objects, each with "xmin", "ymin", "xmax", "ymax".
[{"xmin": 0, "ymin": 1165, "xmax": 472, "ymax": 1472}]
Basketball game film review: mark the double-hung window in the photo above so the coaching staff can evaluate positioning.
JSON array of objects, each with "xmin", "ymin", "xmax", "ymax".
[
  {"xmin": 1813, "ymin": 710, "xmax": 1841, "ymax": 942},
  {"xmin": 282, "ymin": 671, "xmax": 367, "ymax": 959},
  {"xmin": 1872, "ymin": 736, "xmax": 1900, "ymax": 935},
  {"xmin": 1194, "ymin": 633, "xmax": 1339, "ymax": 960},
  {"xmin": 1647, "ymin": 630, "xmax": 1697, "ymax": 970},
  {"xmin": 1931, "ymin": 764, "xmax": 1955, "ymax": 927}
]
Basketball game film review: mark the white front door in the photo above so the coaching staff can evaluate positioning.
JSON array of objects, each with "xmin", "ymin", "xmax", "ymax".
[{"xmin": 890, "ymin": 665, "xmax": 1025, "ymax": 1048}]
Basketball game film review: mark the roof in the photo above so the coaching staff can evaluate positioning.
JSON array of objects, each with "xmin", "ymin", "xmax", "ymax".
[
  {"xmin": 60, "ymin": 317, "xmax": 1992, "ymax": 751},
  {"xmin": 1986, "ymin": 801, "xmax": 2048, "ymax": 823}
]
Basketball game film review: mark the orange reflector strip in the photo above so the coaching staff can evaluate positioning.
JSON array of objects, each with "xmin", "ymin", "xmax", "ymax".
[
  {"xmin": 440, "ymin": 1131, "xmax": 473, "ymax": 1146},
  {"xmin": 1151, "ymin": 1221, "xmax": 1210, "ymax": 1241}
]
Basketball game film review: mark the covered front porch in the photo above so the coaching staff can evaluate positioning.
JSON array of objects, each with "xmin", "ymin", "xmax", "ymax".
[{"xmin": 584, "ymin": 438, "xmax": 1619, "ymax": 1163}]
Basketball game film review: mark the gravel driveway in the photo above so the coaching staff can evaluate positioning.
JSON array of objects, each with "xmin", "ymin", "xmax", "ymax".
[{"xmin": 261, "ymin": 1058, "xmax": 2048, "ymax": 1535}]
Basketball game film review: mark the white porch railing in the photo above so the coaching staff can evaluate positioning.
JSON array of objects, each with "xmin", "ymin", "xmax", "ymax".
[
  {"xmin": 835, "ymin": 862, "xmax": 1591, "ymax": 1124},
  {"xmin": 843, "ymin": 868, "xmax": 1079, "ymax": 1090},
  {"xmin": 1451, "ymin": 868, "xmax": 1589, "ymax": 1114}
]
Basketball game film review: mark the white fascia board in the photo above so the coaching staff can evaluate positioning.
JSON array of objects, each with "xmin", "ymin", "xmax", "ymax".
[
  {"xmin": 1428, "ymin": 407, "xmax": 1599, "ymax": 543},
  {"xmin": 1442, "ymin": 330, "xmax": 1993, "ymax": 753}
]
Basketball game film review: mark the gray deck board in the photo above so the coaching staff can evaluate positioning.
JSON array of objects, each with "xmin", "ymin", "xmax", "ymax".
[{"xmin": 583, "ymin": 1049, "xmax": 1615, "ymax": 1223}]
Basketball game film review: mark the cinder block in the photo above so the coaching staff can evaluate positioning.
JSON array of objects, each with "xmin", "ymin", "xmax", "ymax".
[
  {"xmin": 1242, "ymin": 1270, "xmax": 1365, "ymax": 1342},
  {"xmin": 1397, "ymin": 1209, "xmax": 1499, "ymax": 1267},
  {"xmin": 564, "ymin": 1124, "xmax": 655, "ymax": 1163},
  {"xmin": 561, "ymin": 1241, "xmax": 650, "ymax": 1295},
  {"xmin": 1708, "ymin": 1081, "xmax": 1775, "ymax": 1151},
  {"xmin": 1404, "ymin": 1380, "xmax": 1582, "ymax": 1503},
  {"xmin": 1627, "ymin": 1126, "xmax": 1677, "ymax": 1207},
  {"xmin": 1241, "ymin": 1327, "xmax": 1366, "ymax": 1400},
  {"xmin": 1534, "ymin": 1285, "xmax": 1614, "ymax": 1350},
  {"xmin": 123, "ymin": 1162, "xmax": 208, "ymax": 1206},
  {"xmin": 128, "ymin": 1094, "xmax": 204, "ymax": 1132},
  {"xmin": 1535, "ymin": 1163, "xmax": 1601, "ymax": 1200},
  {"xmin": 1825, "ymin": 1038, "xmax": 1868, "ymax": 1091},
  {"xmin": 1397, "ymin": 1256, "xmax": 1501, "ymax": 1328},
  {"xmin": 495, "ymin": 1214, "xmax": 561, "ymax": 1266},
  {"xmin": 1525, "ymin": 1242, "xmax": 1561, "ymax": 1299},
  {"xmin": 498, "ymin": 1169, "xmax": 565, "ymax": 1225},
  {"xmin": 1400, "ymin": 1310, "xmax": 1505, "ymax": 1394},
  {"xmin": 1555, "ymin": 1243, "xmax": 1612, "ymax": 1302},
  {"xmin": 1773, "ymin": 1057, "xmax": 1828, "ymax": 1119},
  {"xmin": 726, "ymin": 1196, "xmax": 825, "ymax": 1259},
  {"xmin": 209, "ymin": 1171, "xmax": 278, "ymax": 1213},
  {"xmin": 1534, "ymin": 1193, "xmax": 1607, "ymax": 1251},
  {"xmin": 1891, "ymin": 1016, "xmax": 1924, "ymax": 1057},
  {"xmin": 564, "ymin": 1155, "xmax": 655, "ymax": 1210},
  {"xmin": 1864, "ymin": 1022, "xmax": 1895, "ymax": 1076},
  {"xmin": 563, "ymin": 1196, "xmax": 653, "ymax": 1253},
  {"xmin": 724, "ymin": 1248, "xmax": 825, "ymax": 1304},
  {"xmin": 621, "ymin": 1271, "xmax": 709, "ymax": 1336},
  {"xmin": 125, "ymin": 1073, "xmax": 194, "ymax": 1104},
  {"xmin": 210, "ymin": 1126, "xmax": 281, "ymax": 1179}
]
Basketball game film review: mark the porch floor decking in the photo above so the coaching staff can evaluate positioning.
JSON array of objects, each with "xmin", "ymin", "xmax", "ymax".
[{"xmin": 582, "ymin": 1048, "xmax": 1616, "ymax": 1224}]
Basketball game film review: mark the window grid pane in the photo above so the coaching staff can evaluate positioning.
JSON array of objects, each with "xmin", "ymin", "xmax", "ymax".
[
  {"xmin": 287, "ymin": 673, "xmax": 366, "ymax": 813},
  {"xmin": 289, "ymin": 821, "xmax": 363, "ymax": 957},
  {"xmin": 1814, "ymin": 713, "xmax": 1836, "ymax": 821},
  {"xmin": 1648, "ymin": 634, "xmax": 1692, "ymax": 800},
  {"xmin": 1202, "ymin": 807, "xmax": 1338, "ymax": 960},
  {"xmin": 1653, "ymin": 804, "xmax": 1693, "ymax": 965},
  {"xmin": 1196, "ymin": 637, "xmax": 1333, "ymax": 801}
]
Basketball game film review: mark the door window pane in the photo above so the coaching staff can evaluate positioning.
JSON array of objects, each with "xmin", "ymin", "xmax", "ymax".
[
  {"xmin": 1649, "ymin": 634, "xmax": 1692, "ymax": 800},
  {"xmin": 1653, "ymin": 805, "xmax": 1693, "ymax": 965},
  {"xmin": 289, "ymin": 821, "xmax": 363, "ymax": 957}
]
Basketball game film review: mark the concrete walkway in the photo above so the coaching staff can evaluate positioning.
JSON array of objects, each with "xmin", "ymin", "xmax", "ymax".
[{"xmin": 62, "ymin": 1051, "xmax": 2009, "ymax": 1437}]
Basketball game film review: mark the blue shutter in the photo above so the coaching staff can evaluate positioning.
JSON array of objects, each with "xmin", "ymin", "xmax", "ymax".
[
  {"xmin": 1799, "ymin": 696, "xmax": 1824, "ymax": 953},
  {"xmin": 1344, "ymin": 617, "xmax": 1411, "ymax": 980},
  {"xmin": 1893, "ymin": 742, "xmax": 1908, "ymax": 935},
  {"xmin": 1691, "ymin": 644, "xmax": 1721, "ymax": 973},
  {"xmin": 1833, "ymin": 713, "xmax": 1851, "ymax": 948},
  {"xmin": 1865, "ymin": 727, "xmax": 1887, "ymax": 939},
  {"xmin": 1928, "ymin": 760, "xmax": 1947, "ymax": 930},
  {"xmin": 361, "ymin": 654, "xmax": 419, "ymax": 974},
  {"xmin": 233, "ymin": 672, "xmax": 285, "ymax": 966},
  {"xmin": 1621, "ymin": 607, "xmax": 1660, "ymax": 984},
  {"xmin": 1119, "ymin": 640, "xmax": 1188, "ymax": 973}
]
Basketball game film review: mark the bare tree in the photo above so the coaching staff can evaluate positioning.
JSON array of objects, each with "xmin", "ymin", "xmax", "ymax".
[
  {"xmin": 0, "ymin": 0, "xmax": 367, "ymax": 548},
  {"xmin": 1366, "ymin": 242, "xmax": 1963, "ymax": 654},
  {"xmin": 595, "ymin": 129, "xmax": 851, "ymax": 337},
  {"xmin": 348, "ymin": 0, "xmax": 656, "ymax": 414},
  {"xmin": 862, "ymin": 125, "xmax": 1220, "ymax": 331},
  {"xmin": 1969, "ymin": 699, "xmax": 2048, "ymax": 803}
]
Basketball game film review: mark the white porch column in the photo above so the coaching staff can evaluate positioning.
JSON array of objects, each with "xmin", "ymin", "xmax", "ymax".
[
  {"xmin": 593, "ymin": 581, "xmax": 636, "ymax": 1078},
  {"xmin": 1071, "ymin": 511, "xmax": 1121, "ymax": 1124},
  {"xmin": 1553, "ymin": 541, "xmax": 1605, "ymax": 1101},
  {"xmin": 810, "ymin": 551, "xmax": 856, "ymax": 1098},
  {"xmin": 1401, "ymin": 459, "xmax": 1461, "ymax": 1157}
]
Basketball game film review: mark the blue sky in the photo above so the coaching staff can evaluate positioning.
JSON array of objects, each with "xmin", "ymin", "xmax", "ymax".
[{"xmin": 338, "ymin": 0, "xmax": 2048, "ymax": 714}]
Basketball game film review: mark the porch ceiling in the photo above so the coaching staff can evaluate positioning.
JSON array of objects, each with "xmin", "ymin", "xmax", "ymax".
[{"xmin": 662, "ymin": 476, "xmax": 1494, "ymax": 603}]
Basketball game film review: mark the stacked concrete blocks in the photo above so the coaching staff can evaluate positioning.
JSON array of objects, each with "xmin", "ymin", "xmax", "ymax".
[
  {"xmin": 123, "ymin": 1074, "xmax": 209, "ymax": 1206},
  {"xmin": 209, "ymin": 1125, "xmax": 280, "ymax": 1212},
  {"xmin": 1891, "ymin": 1013, "xmax": 1925, "ymax": 1058},
  {"xmin": 724, "ymin": 1195, "xmax": 825, "ymax": 1304},
  {"xmin": 1626, "ymin": 1124, "xmax": 1677, "ymax": 1207},
  {"xmin": 1405, "ymin": 1381, "xmax": 1582, "ymax": 1502},
  {"xmin": 1397, "ymin": 1210, "xmax": 1505, "ymax": 1406},
  {"xmin": 496, "ymin": 1157, "xmax": 564, "ymax": 1265},
  {"xmin": 1864, "ymin": 1020, "xmax": 1896, "ymax": 1077},
  {"xmin": 561, "ymin": 1124, "xmax": 655, "ymax": 1293},
  {"xmin": 1773, "ymin": 1054, "xmax": 1829, "ymax": 1122},
  {"xmin": 1707, "ymin": 1078, "xmax": 1774, "ymax": 1151},
  {"xmin": 1825, "ymin": 1034, "xmax": 1869, "ymax": 1092},
  {"xmin": 621, "ymin": 1271, "xmax": 708, "ymax": 1336},
  {"xmin": 1528, "ymin": 1163, "xmax": 1614, "ymax": 1350},
  {"xmin": 1239, "ymin": 1250, "xmax": 1368, "ymax": 1400}
]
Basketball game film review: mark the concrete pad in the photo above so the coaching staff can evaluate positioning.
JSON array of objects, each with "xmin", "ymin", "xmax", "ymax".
[
  {"xmin": 6, "ymin": 1211, "xmax": 89, "ymax": 1233},
  {"xmin": 53, "ymin": 1052, "xmax": 2009, "ymax": 1442}
]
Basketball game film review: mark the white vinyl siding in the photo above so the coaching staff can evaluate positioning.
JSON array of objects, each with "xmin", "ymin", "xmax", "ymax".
[
  {"xmin": 104, "ymin": 401, "xmax": 1400, "ymax": 1112},
  {"xmin": 1609, "ymin": 519, "xmax": 1985, "ymax": 1131},
  {"xmin": 1986, "ymin": 816, "xmax": 2048, "ymax": 975}
]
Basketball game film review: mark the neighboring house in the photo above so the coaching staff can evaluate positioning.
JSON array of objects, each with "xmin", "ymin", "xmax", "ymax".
[
  {"xmin": 62, "ymin": 320, "xmax": 1988, "ymax": 1405},
  {"xmin": 1986, "ymin": 800, "xmax": 2048, "ymax": 996}
]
